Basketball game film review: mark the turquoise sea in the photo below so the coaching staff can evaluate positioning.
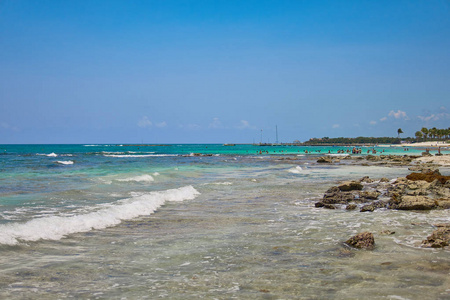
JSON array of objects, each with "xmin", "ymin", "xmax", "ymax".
[{"xmin": 0, "ymin": 144, "xmax": 449, "ymax": 299}]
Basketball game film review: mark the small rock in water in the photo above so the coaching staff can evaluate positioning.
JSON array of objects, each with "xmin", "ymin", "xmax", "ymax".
[
  {"xmin": 422, "ymin": 224, "xmax": 450, "ymax": 248},
  {"xmin": 345, "ymin": 232, "xmax": 375, "ymax": 249},
  {"xmin": 380, "ymin": 230, "xmax": 395, "ymax": 235},
  {"xmin": 346, "ymin": 204, "xmax": 357, "ymax": 210}
]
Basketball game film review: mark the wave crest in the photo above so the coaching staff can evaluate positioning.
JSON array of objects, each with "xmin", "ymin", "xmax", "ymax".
[{"xmin": 0, "ymin": 186, "xmax": 200, "ymax": 245}]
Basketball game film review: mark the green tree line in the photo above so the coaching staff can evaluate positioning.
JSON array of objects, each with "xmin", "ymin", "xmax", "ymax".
[{"xmin": 414, "ymin": 127, "xmax": 450, "ymax": 141}]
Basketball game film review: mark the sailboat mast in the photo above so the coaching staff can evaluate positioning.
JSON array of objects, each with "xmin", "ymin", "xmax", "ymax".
[{"xmin": 276, "ymin": 125, "xmax": 278, "ymax": 144}]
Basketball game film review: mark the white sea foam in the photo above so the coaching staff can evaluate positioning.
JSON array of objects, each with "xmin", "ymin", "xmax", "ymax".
[
  {"xmin": 117, "ymin": 174, "xmax": 154, "ymax": 183},
  {"xmin": 104, "ymin": 154, "xmax": 177, "ymax": 158},
  {"xmin": 0, "ymin": 186, "xmax": 200, "ymax": 245},
  {"xmin": 37, "ymin": 153, "xmax": 58, "ymax": 157},
  {"xmin": 288, "ymin": 166, "xmax": 303, "ymax": 174},
  {"xmin": 56, "ymin": 160, "xmax": 74, "ymax": 165},
  {"xmin": 212, "ymin": 182, "xmax": 233, "ymax": 185}
]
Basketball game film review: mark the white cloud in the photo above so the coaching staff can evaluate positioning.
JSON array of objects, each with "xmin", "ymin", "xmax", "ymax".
[
  {"xmin": 332, "ymin": 124, "xmax": 340, "ymax": 129},
  {"xmin": 418, "ymin": 114, "xmax": 438, "ymax": 122},
  {"xmin": 138, "ymin": 116, "xmax": 152, "ymax": 128},
  {"xmin": 155, "ymin": 121, "xmax": 167, "ymax": 128},
  {"xmin": 236, "ymin": 120, "xmax": 256, "ymax": 130},
  {"xmin": 418, "ymin": 107, "xmax": 450, "ymax": 122},
  {"xmin": 388, "ymin": 110, "xmax": 409, "ymax": 120},
  {"xmin": 370, "ymin": 120, "xmax": 377, "ymax": 125},
  {"xmin": 209, "ymin": 117, "xmax": 223, "ymax": 129},
  {"xmin": 380, "ymin": 117, "xmax": 387, "ymax": 122}
]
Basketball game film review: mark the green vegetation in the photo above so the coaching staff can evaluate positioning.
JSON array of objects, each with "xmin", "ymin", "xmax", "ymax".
[
  {"xmin": 302, "ymin": 127, "xmax": 450, "ymax": 145},
  {"xmin": 302, "ymin": 136, "xmax": 406, "ymax": 145}
]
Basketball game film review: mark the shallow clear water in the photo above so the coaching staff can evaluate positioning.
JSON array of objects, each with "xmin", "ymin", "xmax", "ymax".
[{"xmin": 0, "ymin": 145, "xmax": 449, "ymax": 299}]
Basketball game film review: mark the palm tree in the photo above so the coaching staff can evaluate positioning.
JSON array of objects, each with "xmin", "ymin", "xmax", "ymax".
[
  {"xmin": 415, "ymin": 131, "xmax": 423, "ymax": 141},
  {"xmin": 397, "ymin": 128, "xmax": 403, "ymax": 139},
  {"xmin": 421, "ymin": 127, "xmax": 429, "ymax": 141},
  {"xmin": 430, "ymin": 127, "xmax": 437, "ymax": 140}
]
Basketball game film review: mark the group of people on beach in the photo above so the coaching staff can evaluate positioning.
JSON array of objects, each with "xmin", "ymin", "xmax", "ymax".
[{"xmin": 254, "ymin": 148, "xmax": 388, "ymax": 155}]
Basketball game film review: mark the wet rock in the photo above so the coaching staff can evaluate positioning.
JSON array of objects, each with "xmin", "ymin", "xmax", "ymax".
[
  {"xmin": 345, "ymin": 232, "xmax": 375, "ymax": 249},
  {"xmin": 380, "ymin": 230, "xmax": 395, "ymax": 235},
  {"xmin": 436, "ymin": 198, "xmax": 450, "ymax": 209},
  {"xmin": 359, "ymin": 176, "xmax": 374, "ymax": 183},
  {"xmin": 379, "ymin": 177, "xmax": 390, "ymax": 183},
  {"xmin": 360, "ymin": 201, "xmax": 386, "ymax": 212},
  {"xmin": 322, "ymin": 191, "xmax": 355, "ymax": 204},
  {"xmin": 346, "ymin": 204, "xmax": 357, "ymax": 210},
  {"xmin": 317, "ymin": 156, "xmax": 334, "ymax": 163},
  {"xmin": 422, "ymin": 224, "xmax": 450, "ymax": 248},
  {"xmin": 393, "ymin": 195, "xmax": 437, "ymax": 210},
  {"xmin": 422, "ymin": 152, "xmax": 433, "ymax": 157},
  {"xmin": 406, "ymin": 172, "xmax": 449, "ymax": 184},
  {"xmin": 338, "ymin": 181, "xmax": 363, "ymax": 192},
  {"xmin": 366, "ymin": 155, "xmax": 381, "ymax": 161},
  {"xmin": 315, "ymin": 202, "xmax": 336, "ymax": 209},
  {"xmin": 359, "ymin": 190, "xmax": 381, "ymax": 200}
]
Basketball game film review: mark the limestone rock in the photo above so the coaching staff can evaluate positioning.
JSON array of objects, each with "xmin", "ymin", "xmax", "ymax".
[
  {"xmin": 394, "ymin": 195, "xmax": 437, "ymax": 210},
  {"xmin": 338, "ymin": 181, "xmax": 363, "ymax": 192},
  {"xmin": 317, "ymin": 157, "xmax": 333, "ymax": 163},
  {"xmin": 359, "ymin": 176, "xmax": 374, "ymax": 183},
  {"xmin": 406, "ymin": 172, "xmax": 449, "ymax": 184},
  {"xmin": 322, "ymin": 191, "xmax": 355, "ymax": 204},
  {"xmin": 359, "ymin": 190, "xmax": 381, "ymax": 200},
  {"xmin": 345, "ymin": 232, "xmax": 375, "ymax": 249},
  {"xmin": 315, "ymin": 202, "xmax": 336, "ymax": 209},
  {"xmin": 422, "ymin": 224, "xmax": 450, "ymax": 248},
  {"xmin": 360, "ymin": 201, "xmax": 386, "ymax": 212},
  {"xmin": 346, "ymin": 204, "xmax": 357, "ymax": 210},
  {"xmin": 436, "ymin": 198, "xmax": 450, "ymax": 209}
]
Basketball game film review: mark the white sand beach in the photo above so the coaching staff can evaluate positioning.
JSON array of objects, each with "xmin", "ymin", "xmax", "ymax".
[{"xmin": 391, "ymin": 141, "xmax": 450, "ymax": 148}]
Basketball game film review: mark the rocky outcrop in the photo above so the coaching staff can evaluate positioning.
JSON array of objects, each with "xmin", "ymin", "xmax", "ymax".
[
  {"xmin": 315, "ymin": 169, "xmax": 449, "ymax": 212},
  {"xmin": 422, "ymin": 224, "xmax": 450, "ymax": 248},
  {"xmin": 345, "ymin": 232, "xmax": 375, "ymax": 249}
]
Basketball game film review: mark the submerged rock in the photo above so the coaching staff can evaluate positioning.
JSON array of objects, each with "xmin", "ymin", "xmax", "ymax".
[{"xmin": 345, "ymin": 232, "xmax": 375, "ymax": 249}]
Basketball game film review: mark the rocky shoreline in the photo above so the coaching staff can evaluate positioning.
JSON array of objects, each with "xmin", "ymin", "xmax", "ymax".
[{"xmin": 312, "ymin": 155, "xmax": 450, "ymax": 249}]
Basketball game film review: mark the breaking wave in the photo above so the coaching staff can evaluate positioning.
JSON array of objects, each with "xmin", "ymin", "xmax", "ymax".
[{"xmin": 0, "ymin": 186, "xmax": 200, "ymax": 245}]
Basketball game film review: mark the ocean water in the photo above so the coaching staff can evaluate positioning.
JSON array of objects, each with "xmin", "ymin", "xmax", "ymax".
[{"xmin": 0, "ymin": 144, "xmax": 449, "ymax": 299}]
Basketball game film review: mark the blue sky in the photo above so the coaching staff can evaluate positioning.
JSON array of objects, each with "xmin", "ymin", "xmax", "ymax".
[{"xmin": 1, "ymin": 0, "xmax": 449, "ymax": 144}]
